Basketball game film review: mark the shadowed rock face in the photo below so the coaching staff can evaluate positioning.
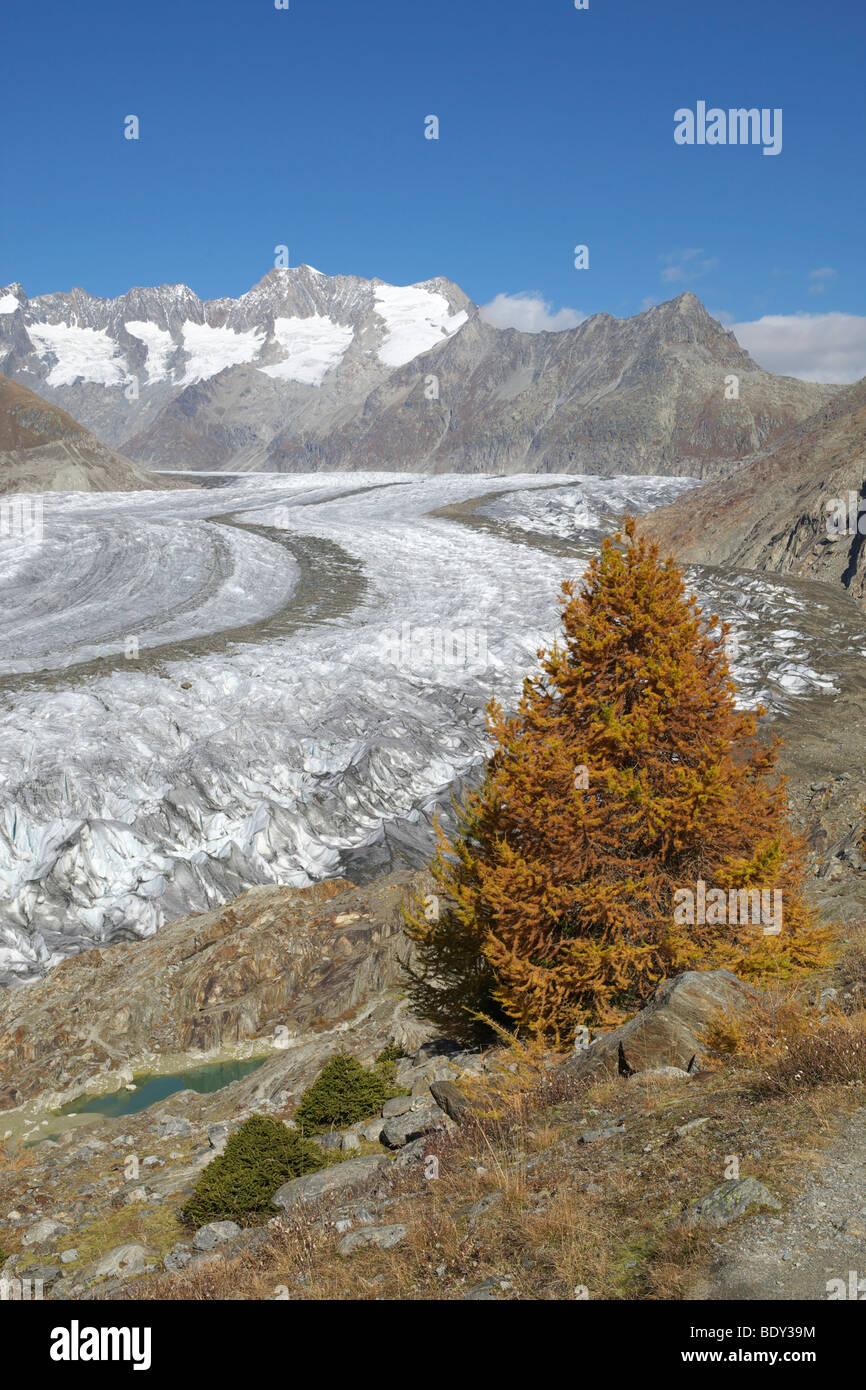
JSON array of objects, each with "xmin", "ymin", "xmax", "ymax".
[
  {"xmin": 0, "ymin": 869, "xmax": 431, "ymax": 1110},
  {"xmin": 639, "ymin": 375, "xmax": 866, "ymax": 606}
]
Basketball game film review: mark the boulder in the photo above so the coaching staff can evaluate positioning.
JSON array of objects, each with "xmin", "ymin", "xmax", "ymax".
[
  {"xmin": 429, "ymin": 1079, "xmax": 473, "ymax": 1122},
  {"xmin": 164, "ymin": 1245, "xmax": 193, "ymax": 1273},
  {"xmin": 207, "ymin": 1123, "xmax": 230, "ymax": 1151},
  {"xmin": 579, "ymin": 1124, "xmax": 625, "ymax": 1144},
  {"xmin": 92, "ymin": 1243, "xmax": 156, "ymax": 1278},
  {"xmin": 156, "ymin": 1115, "xmax": 192, "ymax": 1139},
  {"xmin": 272, "ymin": 1155, "xmax": 390, "ymax": 1211},
  {"xmin": 414, "ymin": 1040, "xmax": 464, "ymax": 1065},
  {"xmin": 380, "ymin": 1103, "xmax": 449, "ymax": 1149},
  {"xmin": 22, "ymin": 1217, "xmax": 69, "ymax": 1249},
  {"xmin": 337, "ymin": 1223, "xmax": 408, "ymax": 1256},
  {"xmin": 313, "ymin": 1132, "xmax": 344, "ymax": 1152},
  {"xmin": 358, "ymin": 1117, "xmax": 385, "ymax": 1143},
  {"xmin": 674, "ymin": 1177, "xmax": 781, "ymax": 1229},
  {"xmin": 565, "ymin": 970, "xmax": 761, "ymax": 1082},
  {"xmin": 629, "ymin": 1066, "xmax": 690, "ymax": 1083},
  {"xmin": 192, "ymin": 1220, "xmax": 242, "ymax": 1252},
  {"xmin": 382, "ymin": 1095, "xmax": 414, "ymax": 1119}
]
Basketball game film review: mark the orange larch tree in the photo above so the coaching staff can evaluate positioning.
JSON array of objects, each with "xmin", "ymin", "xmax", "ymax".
[{"xmin": 404, "ymin": 519, "xmax": 829, "ymax": 1045}]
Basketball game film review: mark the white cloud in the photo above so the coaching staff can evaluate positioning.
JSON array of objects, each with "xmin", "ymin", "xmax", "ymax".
[
  {"xmin": 732, "ymin": 312, "xmax": 866, "ymax": 384},
  {"xmin": 480, "ymin": 293, "xmax": 585, "ymax": 333}
]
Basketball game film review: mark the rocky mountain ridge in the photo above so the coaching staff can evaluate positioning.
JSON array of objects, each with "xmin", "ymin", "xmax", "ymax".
[
  {"xmin": 640, "ymin": 373, "xmax": 866, "ymax": 605},
  {"xmin": 0, "ymin": 272, "xmax": 834, "ymax": 477}
]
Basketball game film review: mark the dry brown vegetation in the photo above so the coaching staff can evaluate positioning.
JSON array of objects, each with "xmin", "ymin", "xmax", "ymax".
[{"xmin": 124, "ymin": 975, "xmax": 866, "ymax": 1303}]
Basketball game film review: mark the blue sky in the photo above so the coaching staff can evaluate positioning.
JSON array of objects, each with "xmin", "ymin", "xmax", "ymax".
[{"xmin": 3, "ymin": 0, "xmax": 865, "ymax": 378}]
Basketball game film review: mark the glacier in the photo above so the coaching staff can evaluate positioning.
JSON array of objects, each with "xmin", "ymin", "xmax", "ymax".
[{"xmin": 0, "ymin": 471, "xmax": 859, "ymax": 986}]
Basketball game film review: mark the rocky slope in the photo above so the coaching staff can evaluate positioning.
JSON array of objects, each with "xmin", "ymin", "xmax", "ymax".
[
  {"xmin": 0, "ymin": 272, "xmax": 833, "ymax": 477},
  {"xmin": 639, "ymin": 375, "xmax": 866, "ymax": 604},
  {"xmin": 0, "ymin": 871, "xmax": 433, "ymax": 1116},
  {"xmin": 0, "ymin": 376, "xmax": 172, "ymax": 494}
]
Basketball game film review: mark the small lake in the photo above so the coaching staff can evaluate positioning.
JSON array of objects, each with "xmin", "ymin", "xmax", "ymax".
[{"xmin": 56, "ymin": 1056, "xmax": 269, "ymax": 1119}]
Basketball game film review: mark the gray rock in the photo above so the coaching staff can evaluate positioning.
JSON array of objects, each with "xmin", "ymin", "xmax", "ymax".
[
  {"xmin": 676, "ymin": 1178, "xmax": 782, "ymax": 1230},
  {"xmin": 273, "ymin": 1156, "xmax": 390, "ymax": 1211},
  {"xmin": 156, "ymin": 1115, "xmax": 192, "ymax": 1139},
  {"xmin": 380, "ymin": 1103, "xmax": 448, "ymax": 1149},
  {"xmin": 341, "ymin": 1132, "xmax": 361, "ymax": 1153},
  {"xmin": 382, "ymin": 1095, "xmax": 414, "ymax": 1119},
  {"xmin": 22, "ymin": 1217, "xmax": 69, "ymax": 1248},
  {"xmin": 579, "ymin": 1124, "xmax": 625, "ymax": 1144},
  {"xmin": 462, "ymin": 1191, "xmax": 505, "ymax": 1225},
  {"xmin": 359, "ymin": 1117, "xmax": 385, "ymax": 1143},
  {"xmin": 92, "ymin": 1243, "xmax": 156, "ymax": 1278},
  {"xmin": 463, "ymin": 1275, "xmax": 513, "ymax": 1300},
  {"xmin": 207, "ymin": 1123, "xmax": 230, "ymax": 1152},
  {"xmin": 337, "ymin": 1223, "xmax": 408, "ymax": 1256},
  {"xmin": 313, "ymin": 1132, "xmax": 345, "ymax": 1152},
  {"xmin": 164, "ymin": 1245, "xmax": 194, "ymax": 1273},
  {"xmin": 673, "ymin": 1117, "xmax": 711, "ymax": 1138},
  {"xmin": 630, "ymin": 1066, "xmax": 691, "ymax": 1082},
  {"xmin": 430, "ymin": 1079, "xmax": 475, "ymax": 1123},
  {"xmin": 393, "ymin": 1136, "xmax": 430, "ymax": 1167},
  {"xmin": 10, "ymin": 1264, "xmax": 62, "ymax": 1290},
  {"xmin": 192, "ymin": 1221, "xmax": 242, "ymax": 1252},
  {"xmin": 413, "ymin": 1040, "xmax": 464, "ymax": 1065}
]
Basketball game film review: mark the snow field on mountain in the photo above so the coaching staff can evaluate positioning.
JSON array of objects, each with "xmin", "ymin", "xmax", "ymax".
[
  {"xmin": 260, "ymin": 314, "xmax": 355, "ymax": 384},
  {"xmin": 373, "ymin": 284, "xmax": 469, "ymax": 366},
  {"xmin": 24, "ymin": 322, "xmax": 128, "ymax": 388}
]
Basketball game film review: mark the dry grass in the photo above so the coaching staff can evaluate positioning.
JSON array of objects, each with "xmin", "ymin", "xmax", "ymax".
[
  {"xmin": 836, "ymin": 923, "xmax": 866, "ymax": 999},
  {"xmin": 0, "ymin": 1139, "xmax": 36, "ymax": 1180},
  {"xmin": 757, "ymin": 1015, "xmax": 866, "ymax": 1094},
  {"xmin": 122, "ymin": 1024, "xmax": 864, "ymax": 1303}
]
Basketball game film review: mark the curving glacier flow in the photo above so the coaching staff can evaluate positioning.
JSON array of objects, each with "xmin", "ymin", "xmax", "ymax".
[{"xmin": 0, "ymin": 471, "xmax": 862, "ymax": 987}]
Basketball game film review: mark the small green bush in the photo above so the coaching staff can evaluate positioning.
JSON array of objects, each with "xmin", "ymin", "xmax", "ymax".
[
  {"xmin": 294, "ymin": 1050, "xmax": 403, "ymax": 1134},
  {"xmin": 182, "ymin": 1114, "xmax": 324, "ymax": 1228}
]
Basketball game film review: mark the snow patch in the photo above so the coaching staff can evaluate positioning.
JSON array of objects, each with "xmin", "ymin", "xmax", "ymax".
[
  {"xmin": 374, "ymin": 284, "xmax": 468, "ymax": 367},
  {"xmin": 179, "ymin": 321, "xmax": 265, "ymax": 385},
  {"xmin": 259, "ymin": 314, "xmax": 354, "ymax": 385},
  {"xmin": 124, "ymin": 321, "xmax": 177, "ymax": 382},
  {"xmin": 0, "ymin": 294, "xmax": 20, "ymax": 315},
  {"xmin": 25, "ymin": 322, "xmax": 128, "ymax": 387}
]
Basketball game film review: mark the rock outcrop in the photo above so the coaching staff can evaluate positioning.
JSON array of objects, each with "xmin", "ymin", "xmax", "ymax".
[
  {"xmin": 0, "ymin": 870, "xmax": 433, "ymax": 1111},
  {"xmin": 640, "ymin": 374, "xmax": 866, "ymax": 605},
  {"xmin": 565, "ymin": 970, "xmax": 762, "ymax": 1082}
]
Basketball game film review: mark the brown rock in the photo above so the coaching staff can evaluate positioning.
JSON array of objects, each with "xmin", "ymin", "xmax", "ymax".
[{"xmin": 565, "ymin": 969, "xmax": 761, "ymax": 1082}]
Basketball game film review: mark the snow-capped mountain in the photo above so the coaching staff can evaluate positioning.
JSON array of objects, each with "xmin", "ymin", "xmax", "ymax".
[
  {"xmin": 0, "ymin": 267, "xmax": 471, "ymax": 469},
  {"xmin": 0, "ymin": 271, "xmax": 834, "ymax": 477}
]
